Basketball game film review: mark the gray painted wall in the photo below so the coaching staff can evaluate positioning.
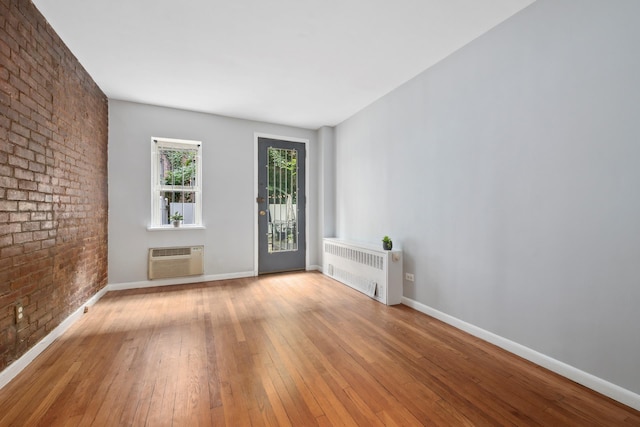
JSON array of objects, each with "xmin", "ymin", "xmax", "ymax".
[
  {"xmin": 318, "ymin": 126, "xmax": 336, "ymax": 240},
  {"xmin": 335, "ymin": 0, "xmax": 640, "ymax": 394},
  {"xmin": 108, "ymin": 100, "xmax": 319, "ymax": 284}
]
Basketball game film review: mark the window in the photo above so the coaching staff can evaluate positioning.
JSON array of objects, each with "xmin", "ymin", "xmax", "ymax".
[{"xmin": 151, "ymin": 137, "xmax": 202, "ymax": 227}]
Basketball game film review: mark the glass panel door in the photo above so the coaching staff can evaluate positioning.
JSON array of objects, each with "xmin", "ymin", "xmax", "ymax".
[
  {"xmin": 267, "ymin": 147, "xmax": 298, "ymax": 253},
  {"xmin": 257, "ymin": 138, "xmax": 306, "ymax": 274}
]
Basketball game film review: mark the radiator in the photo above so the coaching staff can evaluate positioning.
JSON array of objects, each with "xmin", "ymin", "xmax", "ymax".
[
  {"xmin": 148, "ymin": 246, "xmax": 204, "ymax": 280},
  {"xmin": 322, "ymin": 238, "xmax": 402, "ymax": 305}
]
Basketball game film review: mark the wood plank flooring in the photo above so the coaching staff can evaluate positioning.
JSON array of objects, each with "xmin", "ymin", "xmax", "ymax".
[{"xmin": 0, "ymin": 271, "xmax": 638, "ymax": 426}]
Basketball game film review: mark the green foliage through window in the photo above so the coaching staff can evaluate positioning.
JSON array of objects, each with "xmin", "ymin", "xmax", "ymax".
[
  {"xmin": 267, "ymin": 148, "xmax": 297, "ymax": 204},
  {"xmin": 161, "ymin": 148, "xmax": 197, "ymax": 203}
]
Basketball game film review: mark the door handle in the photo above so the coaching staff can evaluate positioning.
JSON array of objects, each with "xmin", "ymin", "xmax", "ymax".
[
  {"xmin": 259, "ymin": 210, "xmax": 266, "ymax": 216},
  {"xmin": 256, "ymin": 197, "xmax": 265, "ymax": 203}
]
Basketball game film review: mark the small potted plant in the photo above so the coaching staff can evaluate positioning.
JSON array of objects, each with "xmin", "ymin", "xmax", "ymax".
[
  {"xmin": 382, "ymin": 235, "xmax": 393, "ymax": 250},
  {"xmin": 170, "ymin": 211, "xmax": 184, "ymax": 227}
]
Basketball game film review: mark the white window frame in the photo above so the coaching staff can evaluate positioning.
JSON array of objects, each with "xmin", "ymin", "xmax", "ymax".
[{"xmin": 150, "ymin": 137, "xmax": 203, "ymax": 229}]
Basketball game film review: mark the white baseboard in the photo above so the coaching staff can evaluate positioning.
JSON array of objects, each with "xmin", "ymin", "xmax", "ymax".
[
  {"xmin": 0, "ymin": 287, "xmax": 109, "ymax": 390},
  {"xmin": 401, "ymin": 296, "xmax": 640, "ymax": 411},
  {"xmin": 307, "ymin": 264, "xmax": 322, "ymax": 272},
  {"xmin": 106, "ymin": 271, "xmax": 256, "ymax": 292}
]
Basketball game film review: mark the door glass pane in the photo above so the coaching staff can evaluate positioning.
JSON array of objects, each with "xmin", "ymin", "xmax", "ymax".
[{"xmin": 267, "ymin": 147, "xmax": 298, "ymax": 253}]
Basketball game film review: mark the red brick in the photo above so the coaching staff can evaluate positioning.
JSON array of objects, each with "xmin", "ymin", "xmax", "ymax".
[
  {"xmin": 29, "ymin": 132, "xmax": 47, "ymax": 148},
  {"xmin": 8, "ymin": 154, "xmax": 28, "ymax": 169},
  {"xmin": 30, "ymin": 90, "xmax": 47, "ymax": 109},
  {"xmin": 17, "ymin": 201, "xmax": 37, "ymax": 211},
  {"xmin": 32, "ymin": 229, "xmax": 49, "ymax": 240},
  {"xmin": 34, "ymin": 173, "xmax": 49, "ymax": 184},
  {"xmin": 8, "ymin": 73, "xmax": 29, "ymax": 96},
  {"xmin": 0, "ymin": 37, "xmax": 10, "ymax": 59},
  {"xmin": 1, "ymin": 245, "xmax": 23, "ymax": 258},
  {"xmin": 0, "ymin": 0, "xmax": 107, "ymax": 372},
  {"xmin": 0, "ymin": 176, "xmax": 18, "ymax": 189},
  {"xmin": 22, "ymin": 221, "xmax": 40, "ymax": 232},
  {"xmin": 23, "ymin": 241, "xmax": 41, "ymax": 253},
  {"xmin": 10, "ymin": 97, "xmax": 32, "ymax": 119},
  {"xmin": 27, "ymin": 192, "xmax": 44, "ymax": 202},
  {"xmin": 0, "ymin": 235, "xmax": 12, "ymax": 248},
  {"xmin": 13, "ymin": 145, "xmax": 34, "ymax": 161},
  {"xmin": 36, "ymin": 182, "xmax": 51, "ymax": 193},
  {"xmin": 0, "ymin": 77, "xmax": 17, "ymax": 97},
  {"xmin": 8, "ymin": 130, "xmax": 28, "ymax": 147},
  {"xmin": 0, "ymin": 222, "xmax": 22, "ymax": 234},
  {"xmin": 18, "ymin": 179, "xmax": 37, "ymax": 191},
  {"xmin": 36, "ymin": 202, "xmax": 51, "ymax": 211},
  {"xmin": 2, "ymin": 52, "xmax": 19, "ymax": 78},
  {"xmin": 41, "ymin": 238, "xmax": 55, "ymax": 249},
  {"xmin": 0, "ymin": 89, "xmax": 10, "ymax": 110},
  {"xmin": 30, "ymin": 212, "xmax": 47, "ymax": 221},
  {"xmin": 13, "ymin": 232, "xmax": 32, "ymax": 244},
  {"xmin": 35, "ymin": 312, "xmax": 52, "ymax": 329},
  {"xmin": 18, "ymin": 91, "xmax": 38, "ymax": 113},
  {"xmin": 14, "ymin": 168, "xmax": 33, "ymax": 180},
  {"xmin": 19, "ymin": 67, "xmax": 38, "ymax": 92},
  {"xmin": 18, "ymin": 114, "xmax": 37, "ymax": 133},
  {"xmin": 0, "ymin": 200, "xmax": 18, "ymax": 211},
  {"xmin": 9, "ymin": 212, "xmax": 29, "ymax": 222},
  {"xmin": 36, "ymin": 124, "xmax": 52, "ymax": 139},
  {"xmin": 28, "ymin": 161, "xmax": 45, "ymax": 173}
]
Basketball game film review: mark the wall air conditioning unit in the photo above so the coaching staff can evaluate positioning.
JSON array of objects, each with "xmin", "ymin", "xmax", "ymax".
[{"xmin": 148, "ymin": 246, "xmax": 204, "ymax": 280}]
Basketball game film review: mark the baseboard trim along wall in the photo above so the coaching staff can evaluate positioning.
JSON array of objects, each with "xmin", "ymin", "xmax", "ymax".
[
  {"xmin": 0, "ymin": 287, "xmax": 108, "ymax": 390},
  {"xmin": 401, "ymin": 296, "xmax": 640, "ymax": 411},
  {"xmin": 106, "ymin": 271, "xmax": 256, "ymax": 292}
]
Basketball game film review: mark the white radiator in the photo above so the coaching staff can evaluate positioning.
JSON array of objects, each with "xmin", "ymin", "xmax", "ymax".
[
  {"xmin": 148, "ymin": 246, "xmax": 204, "ymax": 280},
  {"xmin": 322, "ymin": 238, "xmax": 402, "ymax": 305}
]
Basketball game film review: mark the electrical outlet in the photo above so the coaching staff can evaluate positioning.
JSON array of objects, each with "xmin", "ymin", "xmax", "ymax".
[
  {"xmin": 15, "ymin": 303, "xmax": 24, "ymax": 324},
  {"xmin": 405, "ymin": 273, "xmax": 415, "ymax": 282}
]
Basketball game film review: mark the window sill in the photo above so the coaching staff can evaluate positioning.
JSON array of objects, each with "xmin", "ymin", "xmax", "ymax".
[{"xmin": 147, "ymin": 225, "xmax": 206, "ymax": 231}]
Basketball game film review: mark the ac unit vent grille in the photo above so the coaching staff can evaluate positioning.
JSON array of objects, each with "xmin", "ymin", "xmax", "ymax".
[{"xmin": 152, "ymin": 247, "xmax": 192, "ymax": 257}]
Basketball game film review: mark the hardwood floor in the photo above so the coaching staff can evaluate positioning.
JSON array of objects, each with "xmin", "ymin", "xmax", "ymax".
[{"xmin": 0, "ymin": 271, "xmax": 638, "ymax": 426}]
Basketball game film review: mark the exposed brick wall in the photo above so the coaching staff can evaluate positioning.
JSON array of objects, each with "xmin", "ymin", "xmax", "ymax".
[{"xmin": 0, "ymin": 0, "xmax": 108, "ymax": 371}]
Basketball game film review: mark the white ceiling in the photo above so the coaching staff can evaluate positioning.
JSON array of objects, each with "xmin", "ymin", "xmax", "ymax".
[{"xmin": 33, "ymin": 0, "xmax": 535, "ymax": 130}]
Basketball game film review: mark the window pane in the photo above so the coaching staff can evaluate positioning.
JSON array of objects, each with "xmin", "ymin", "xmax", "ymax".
[
  {"xmin": 160, "ymin": 148, "xmax": 197, "ymax": 188},
  {"xmin": 161, "ymin": 191, "xmax": 197, "ymax": 225}
]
